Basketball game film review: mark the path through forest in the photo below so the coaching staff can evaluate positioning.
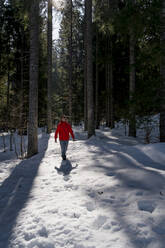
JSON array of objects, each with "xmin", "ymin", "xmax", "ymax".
[{"xmin": 0, "ymin": 127, "xmax": 165, "ymax": 248}]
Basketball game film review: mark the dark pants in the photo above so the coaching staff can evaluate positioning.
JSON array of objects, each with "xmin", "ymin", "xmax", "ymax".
[{"xmin": 60, "ymin": 140, "xmax": 69, "ymax": 159}]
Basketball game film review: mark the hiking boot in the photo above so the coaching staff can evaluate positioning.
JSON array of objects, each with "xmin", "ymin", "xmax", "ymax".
[{"xmin": 62, "ymin": 155, "xmax": 66, "ymax": 160}]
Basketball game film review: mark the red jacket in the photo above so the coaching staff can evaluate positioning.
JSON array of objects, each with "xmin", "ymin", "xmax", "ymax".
[{"xmin": 55, "ymin": 121, "xmax": 75, "ymax": 141}]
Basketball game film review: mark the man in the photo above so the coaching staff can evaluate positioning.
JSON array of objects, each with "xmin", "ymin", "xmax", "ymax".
[{"xmin": 55, "ymin": 115, "xmax": 75, "ymax": 160}]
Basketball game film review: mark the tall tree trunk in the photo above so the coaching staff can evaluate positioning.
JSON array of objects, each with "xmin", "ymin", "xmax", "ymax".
[
  {"xmin": 106, "ymin": 60, "xmax": 110, "ymax": 127},
  {"xmin": 69, "ymin": 0, "xmax": 73, "ymax": 124},
  {"xmin": 84, "ymin": 0, "xmax": 88, "ymax": 131},
  {"xmin": 7, "ymin": 61, "xmax": 10, "ymax": 128},
  {"xmin": 109, "ymin": 39, "xmax": 114, "ymax": 128},
  {"xmin": 20, "ymin": 34, "xmax": 24, "ymax": 135},
  {"xmin": 27, "ymin": 0, "xmax": 39, "ymax": 157},
  {"xmin": 47, "ymin": 0, "xmax": 52, "ymax": 133},
  {"xmin": 105, "ymin": 0, "xmax": 115, "ymax": 129},
  {"xmin": 85, "ymin": 0, "xmax": 95, "ymax": 138},
  {"xmin": 128, "ymin": 27, "xmax": 136, "ymax": 137},
  {"xmin": 160, "ymin": 0, "xmax": 165, "ymax": 141},
  {"xmin": 105, "ymin": 37, "xmax": 114, "ymax": 128},
  {"xmin": 95, "ymin": 27, "xmax": 99, "ymax": 129},
  {"xmin": 84, "ymin": 59, "xmax": 88, "ymax": 131}
]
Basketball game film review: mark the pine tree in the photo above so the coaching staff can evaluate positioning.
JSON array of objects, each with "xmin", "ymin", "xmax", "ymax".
[
  {"xmin": 27, "ymin": 0, "xmax": 39, "ymax": 157},
  {"xmin": 85, "ymin": 0, "xmax": 95, "ymax": 138},
  {"xmin": 128, "ymin": 23, "xmax": 136, "ymax": 137},
  {"xmin": 160, "ymin": 0, "xmax": 165, "ymax": 141},
  {"xmin": 47, "ymin": 0, "xmax": 53, "ymax": 133}
]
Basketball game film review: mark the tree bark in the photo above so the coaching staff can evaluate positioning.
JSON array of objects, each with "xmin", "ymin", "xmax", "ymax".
[
  {"xmin": 128, "ymin": 26, "xmax": 136, "ymax": 137},
  {"xmin": 160, "ymin": 0, "xmax": 165, "ymax": 141},
  {"xmin": 109, "ymin": 39, "xmax": 114, "ymax": 128},
  {"xmin": 95, "ymin": 27, "xmax": 99, "ymax": 129},
  {"xmin": 84, "ymin": 0, "xmax": 88, "ymax": 131},
  {"xmin": 47, "ymin": 0, "xmax": 52, "ymax": 133},
  {"xmin": 7, "ymin": 64, "xmax": 10, "ymax": 127},
  {"xmin": 20, "ymin": 34, "xmax": 24, "ymax": 135},
  {"xmin": 105, "ymin": 0, "xmax": 115, "ymax": 129},
  {"xmin": 69, "ymin": 0, "xmax": 73, "ymax": 125},
  {"xmin": 85, "ymin": 0, "xmax": 95, "ymax": 138},
  {"xmin": 105, "ymin": 37, "xmax": 114, "ymax": 128},
  {"xmin": 106, "ymin": 61, "xmax": 110, "ymax": 127},
  {"xmin": 27, "ymin": 0, "xmax": 39, "ymax": 157}
]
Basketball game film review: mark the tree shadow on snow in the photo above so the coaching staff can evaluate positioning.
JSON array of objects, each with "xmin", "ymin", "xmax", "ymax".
[
  {"xmin": 83, "ymin": 133, "xmax": 165, "ymax": 248},
  {"xmin": 0, "ymin": 134, "xmax": 49, "ymax": 248},
  {"xmin": 55, "ymin": 159, "xmax": 78, "ymax": 176},
  {"xmin": 86, "ymin": 132, "xmax": 165, "ymax": 173}
]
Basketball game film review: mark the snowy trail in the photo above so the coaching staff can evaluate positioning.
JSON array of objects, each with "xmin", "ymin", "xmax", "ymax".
[{"xmin": 0, "ymin": 128, "xmax": 165, "ymax": 248}]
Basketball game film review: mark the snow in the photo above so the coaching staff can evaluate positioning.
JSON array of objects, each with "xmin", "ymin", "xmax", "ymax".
[{"xmin": 0, "ymin": 124, "xmax": 165, "ymax": 248}]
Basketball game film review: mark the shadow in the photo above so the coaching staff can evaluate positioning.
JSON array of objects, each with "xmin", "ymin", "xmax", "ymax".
[
  {"xmin": 73, "ymin": 126, "xmax": 88, "ymax": 141},
  {"xmin": 0, "ymin": 134, "xmax": 49, "ymax": 248},
  {"xmin": 55, "ymin": 159, "xmax": 78, "ymax": 176},
  {"xmin": 82, "ymin": 133, "xmax": 165, "ymax": 247},
  {"xmin": 86, "ymin": 132, "xmax": 165, "ymax": 173},
  {"xmin": 86, "ymin": 185, "xmax": 163, "ymax": 248}
]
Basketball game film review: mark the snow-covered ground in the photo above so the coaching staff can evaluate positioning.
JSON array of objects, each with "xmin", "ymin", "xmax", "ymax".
[{"xmin": 0, "ymin": 125, "xmax": 165, "ymax": 248}]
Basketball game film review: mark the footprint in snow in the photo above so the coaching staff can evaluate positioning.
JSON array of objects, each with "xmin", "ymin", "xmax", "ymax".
[
  {"xmin": 86, "ymin": 202, "xmax": 96, "ymax": 212},
  {"xmin": 38, "ymin": 226, "xmax": 48, "ymax": 238},
  {"xmin": 136, "ymin": 191, "xmax": 143, "ymax": 196},
  {"xmin": 137, "ymin": 200, "xmax": 156, "ymax": 213},
  {"xmin": 28, "ymin": 240, "xmax": 54, "ymax": 248},
  {"xmin": 64, "ymin": 184, "xmax": 79, "ymax": 191},
  {"xmin": 106, "ymin": 172, "xmax": 115, "ymax": 177},
  {"xmin": 104, "ymin": 221, "xmax": 121, "ymax": 232},
  {"xmin": 93, "ymin": 215, "xmax": 107, "ymax": 229},
  {"xmin": 24, "ymin": 232, "xmax": 35, "ymax": 241},
  {"xmin": 112, "ymin": 226, "xmax": 122, "ymax": 232},
  {"xmin": 152, "ymin": 218, "xmax": 165, "ymax": 235}
]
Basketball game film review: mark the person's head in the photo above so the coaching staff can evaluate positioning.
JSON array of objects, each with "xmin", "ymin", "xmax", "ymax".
[{"xmin": 61, "ymin": 115, "xmax": 67, "ymax": 122}]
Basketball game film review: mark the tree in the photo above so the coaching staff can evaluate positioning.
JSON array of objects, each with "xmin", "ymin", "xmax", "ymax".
[
  {"xmin": 95, "ymin": 26, "xmax": 99, "ymax": 129},
  {"xmin": 128, "ymin": 23, "xmax": 136, "ymax": 137},
  {"xmin": 160, "ymin": 0, "xmax": 165, "ymax": 141},
  {"xmin": 69, "ymin": 0, "xmax": 73, "ymax": 124},
  {"xmin": 84, "ymin": 0, "xmax": 88, "ymax": 130},
  {"xmin": 85, "ymin": 0, "xmax": 95, "ymax": 138},
  {"xmin": 55, "ymin": 0, "xmax": 84, "ymax": 124},
  {"xmin": 47, "ymin": 0, "xmax": 53, "ymax": 133},
  {"xmin": 27, "ymin": 0, "xmax": 39, "ymax": 157}
]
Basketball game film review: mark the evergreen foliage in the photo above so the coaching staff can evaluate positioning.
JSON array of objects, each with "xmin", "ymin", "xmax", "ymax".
[{"xmin": 0, "ymin": 0, "xmax": 164, "ymax": 146}]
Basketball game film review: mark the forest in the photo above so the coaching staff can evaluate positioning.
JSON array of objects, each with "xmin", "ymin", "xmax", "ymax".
[
  {"xmin": 0, "ymin": 0, "xmax": 165, "ymax": 158},
  {"xmin": 1, "ymin": 1, "xmax": 165, "ymax": 248}
]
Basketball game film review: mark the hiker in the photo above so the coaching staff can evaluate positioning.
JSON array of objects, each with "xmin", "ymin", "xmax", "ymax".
[{"xmin": 55, "ymin": 115, "xmax": 75, "ymax": 160}]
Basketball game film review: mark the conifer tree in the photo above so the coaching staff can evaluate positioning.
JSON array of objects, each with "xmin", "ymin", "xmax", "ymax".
[
  {"xmin": 160, "ymin": 0, "xmax": 165, "ymax": 141},
  {"xmin": 27, "ymin": 0, "xmax": 39, "ymax": 157},
  {"xmin": 47, "ymin": 0, "xmax": 53, "ymax": 133},
  {"xmin": 85, "ymin": 0, "xmax": 95, "ymax": 138}
]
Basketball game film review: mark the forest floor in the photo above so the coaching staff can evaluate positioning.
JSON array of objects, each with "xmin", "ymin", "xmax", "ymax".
[{"xmin": 0, "ymin": 126, "xmax": 165, "ymax": 248}]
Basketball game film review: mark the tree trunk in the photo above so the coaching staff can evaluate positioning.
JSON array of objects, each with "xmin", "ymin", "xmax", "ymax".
[
  {"xmin": 84, "ymin": 59, "xmax": 88, "ymax": 131},
  {"xmin": 27, "ymin": 0, "xmax": 39, "ymax": 157},
  {"xmin": 85, "ymin": 0, "xmax": 95, "ymax": 138},
  {"xmin": 105, "ymin": 0, "xmax": 115, "ymax": 129},
  {"xmin": 128, "ymin": 27, "xmax": 136, "ymax": 137},
  {"xmin": 105, "ymin": 37, "xmax": 114, "ymax": 128},
  {"xmin": 160, "ymin": 0, "xmax": 165, "ymax": 141},
  {"xmin": 47, "ymin": 0, "xmax": 52, "ymax": 133},
  {"xmin": 106, "ymin": 61, "xmax": 110, "ymax": 127},
  {"xmin": 7, "ymin": 65, "xmax": 10, "ymax": 128},
  {"xmin": 69, "ymin": 0, "xmax": 73, "ymax": 125},
  {"xmin": 20, "ymin": 35, "xmax": 24, "ymax": 135},
  {"xmin": 95, "ymin": 27, "xmax": 99, "ymax": 129},
  {"xmin": 110, "ymin": 40, "xmax": 114, "ymax": 128},
  {"xmin": 84, "ymin": 0, "xmax": 88, "ymax": 131}
]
